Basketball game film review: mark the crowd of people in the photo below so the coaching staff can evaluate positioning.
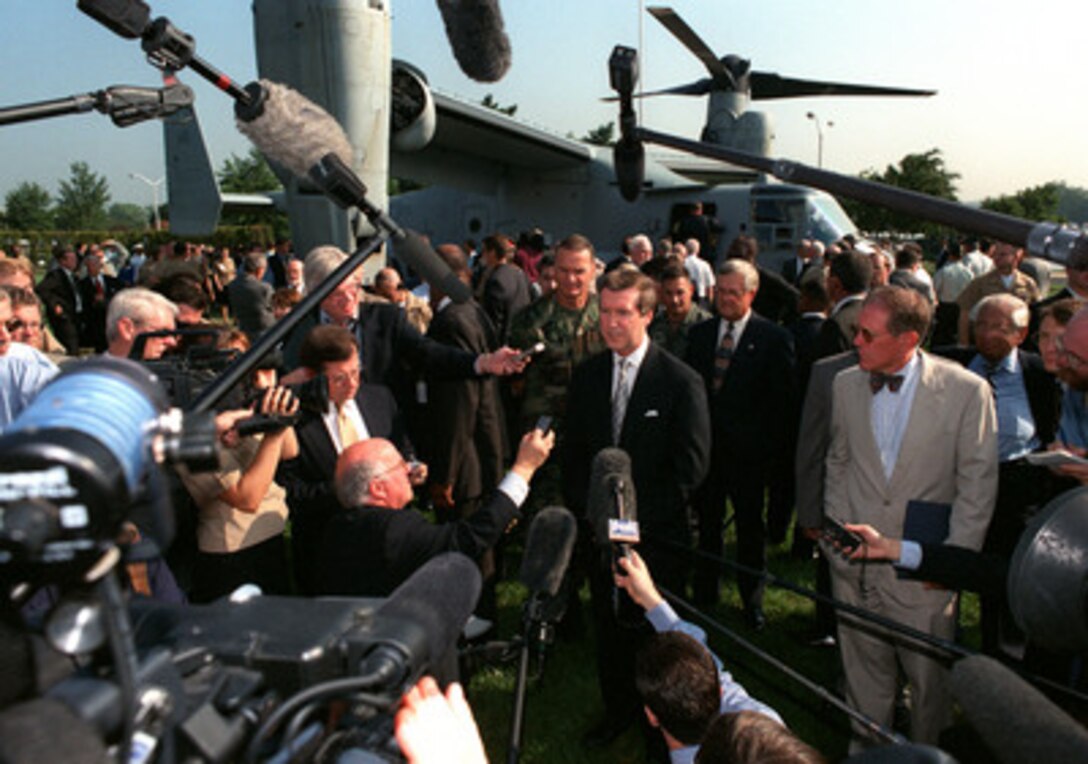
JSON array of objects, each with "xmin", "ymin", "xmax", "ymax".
[{"xmin": 1, "ymin": 223, "xmax": 1085, "ymax": 762}]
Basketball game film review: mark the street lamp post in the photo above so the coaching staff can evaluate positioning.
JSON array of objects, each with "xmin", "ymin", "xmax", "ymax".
[
  {"xmin": 129, "ymin": 172, "xmax": 165, "ymax": 230},
  {"xmin": 805, "ymin": 111, "xmax": 834, "ymax": 168}
]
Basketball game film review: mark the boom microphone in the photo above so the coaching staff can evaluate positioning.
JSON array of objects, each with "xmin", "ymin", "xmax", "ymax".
[
  {"xmin": 614, "ymin": 137, "xmax": 645, "ymax": 203},
  {"xmin": 77, "ymin": 0, "xmax": 151, "ymax": 40},
  {"xmin": 435, "ymin": 0, "xmax": 512, "ymax": 83},
  {"xmin": 519, "ymin": 506, "xmax": 578, "ymax": 599},
  {"xmin": 394, "ymin": 231, "xmax": 473, "ymax": 304},
  {"xmin": 234, "ymin": 79, "xmax": 356, "ymax": 183},
  {"xmin": 361, "ymin": 553, "xmax": 482, "ymax": 687},
  {"xmin": 949, "ymin": 654, "xmax": 1088, "ymax": 764}
]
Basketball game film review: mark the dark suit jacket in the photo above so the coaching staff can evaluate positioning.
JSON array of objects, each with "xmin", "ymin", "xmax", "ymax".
[
  {"xmin": 277, "ymin": 382, "xmax": 412, "ymax": 591},
  {"xmin": 317, "ymin": 490, "xmax": 519, "ymax": 597},
  {"xmin": 752, "ymin": 267, "xmax": 800, "ymax": 326},
  {"xmin": 814, "ymin": 296, "xmax": 864, "ymax": 359},
  {"xmin": 790, "ymin": 313, "xmax": 826, "ymax": 398},
  {"xmin": 36, "ymin": 267, "xmax": 82, "ymax": 354},
  {"xmin": 282, "ymin": 302, "xmax": 477, "ymax": 391},
  {"xmin": 685, "ymin": 313, "xmax": 796, "ymax": 464},
  {"xmin": 78, "ymin": 274, "xmax": 123, "ymax": 352},
  {"xmin": 795, "ymin": 350, "xmax": 858, "ymax": 529},
  {"xmin": 227, "ymin": 274, "xmax": 275, "ymax": 339},
  {"xmin": 423, "ymin": 300, "xmax": 506, "ymax": 503},
  {"xmin": 562, "ymin": 344, "xmax": 711, "ymax": 572},
  {"xmin": 266, "ymin": 253, "xmax": 288, "ymax": 289},
  {"xmin": 931, "ymin": 346, "xmax": 1059, "ymax": 447},
  {"xmin": 482, "ymin": 263, "xmax": 531, "ymax": 346}
]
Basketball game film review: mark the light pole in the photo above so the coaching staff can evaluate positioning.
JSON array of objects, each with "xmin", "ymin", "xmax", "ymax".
[
  {"xmin": 805, "ymin": 111, "xmax": 834, "ymax": 168},
  {"xmin": 129, "ymin": 172, "xmax": 164, "ymax": 230}
]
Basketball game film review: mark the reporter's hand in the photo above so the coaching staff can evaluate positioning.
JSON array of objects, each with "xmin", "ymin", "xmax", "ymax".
[
  {"xmin": 395, "ymin": 677, "xmax": 487, "ymax": 764},
  {"xmin": 258, "ymin": 385, "xmax": 299, "ymax": 418},
  {"xmin": 844, "ymin": 523, "xmax": 901, "ymax": 562},
  {"xmin": 510, "ymin": 428, "xmax": 555, "ymax": 482},
  {"xmin": 613, "ymin": 550, "xmax": 663, "ymax": 612},
  {"xmin": 478, "ymin": 346, "xmax": 529, "ymax": 376},
  {"xmin": 408, "ymin": 460, "xmax": 428, "ymax": 486}
]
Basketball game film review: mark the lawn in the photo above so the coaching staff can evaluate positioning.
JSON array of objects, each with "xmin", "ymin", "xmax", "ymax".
[{"xmin": 465, "ymin": 532, "xmax": 982, "ymax": 763}]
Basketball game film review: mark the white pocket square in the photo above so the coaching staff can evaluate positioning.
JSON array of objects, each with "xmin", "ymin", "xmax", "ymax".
[{"xmin": 644, "ymin": 409, "xmax": 660, "ymax": 418}]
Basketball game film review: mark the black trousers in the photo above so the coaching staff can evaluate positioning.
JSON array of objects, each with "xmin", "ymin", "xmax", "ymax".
[
  {"xmin": 192, "ymin": 533, "xmax": 290, "ymax": 603},
  {"xmin": 694, "ymin": 458, "xmax": 768, "ymax": 611}
]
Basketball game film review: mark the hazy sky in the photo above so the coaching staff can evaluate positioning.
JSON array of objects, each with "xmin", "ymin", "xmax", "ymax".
[{"xmin": 1, "ymin": 1, "xmax": 1085, "ymax": 211}]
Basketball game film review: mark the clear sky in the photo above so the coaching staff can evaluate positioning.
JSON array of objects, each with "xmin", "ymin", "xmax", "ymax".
[{"xmin": 2, "ymin": 1, "xmax": 1086, "ymax": 211}]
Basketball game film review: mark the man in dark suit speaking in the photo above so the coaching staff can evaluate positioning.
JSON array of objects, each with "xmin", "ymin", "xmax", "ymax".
[
  {"xmin": 563, "ymin": 267, "xmax": 711, "ymax": 747},
  {"xmin": 318, "ymin": 427, "xmax": 553, "ymax": 598}
]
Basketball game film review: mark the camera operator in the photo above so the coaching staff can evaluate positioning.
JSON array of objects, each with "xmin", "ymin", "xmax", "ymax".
[
  {"xmin": 176, "ymin": 330, "xmax": 299, "ymax": 602},
  {"xmin": 105, "ymin": 287, "xmax": 178, "ymax": 360},
  {"xmin": 0, "ymin": 287, "xmax": 58, "ymax": 430}
]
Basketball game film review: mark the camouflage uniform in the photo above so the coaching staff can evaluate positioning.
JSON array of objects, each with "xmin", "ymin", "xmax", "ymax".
[
  {"xmin": 508, "ymin": 294, "xmax": 604, "ymax": 508},
  {"xmin": 649, "ymin": 303, "xmax": 712, "ymax": 359}
]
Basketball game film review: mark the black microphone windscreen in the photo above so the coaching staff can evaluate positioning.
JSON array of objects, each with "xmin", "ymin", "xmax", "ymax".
[
  {"xmin": 614, "ymin": 137, "xmax": 645, "ymax": 202},
  {"xmin": 435, "ymin": 0, "xmax": 512, "ymax": 83},
  {"xmin": 519, "ymin": 506, "xmax": 578, "ymax": 597},
  {"xmin": 949, "ymin": 654, "xmax": 1088, "ymax": 764},
  {"xmin": 586, "ymin": 447, "xmax": 635, "ymax": 545},
  {"xmin": 375, "ymin": 552, "xmax": 481, "ymax": 670},
  {"xmin": 395, "ymin": 232, "xmax": 473, "ymax": 304},
  {"xmin": 235, "ymin": 79, "xmax": 355, "ymax": 183},
  {"xmin": 77, "ymin": 0, "xmax": 151, "ymax": 40},
  {"xmin": 0, "ymin": 697, "xmax": 107, "ymax": 764}
]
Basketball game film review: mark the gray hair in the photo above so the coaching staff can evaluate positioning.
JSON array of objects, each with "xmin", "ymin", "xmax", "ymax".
[
  {"xmin": 716, "ymin": 259, "xmax": 760, "ymax": 293},
  {"xmin": 972, "ymin": 293, "xmax": 1030, "ymax": 330},
  {"xmin": 304, "ymin": 245, "xmax": 348, "ymax": 291},
  {"xmin": 242, "ymin": 251, "xmax": 266, "ymax": 275},
  {"xmin": 335, "ymin": 445, "xmax": 395, "ymax": 507},
  {"xmin": 105, "ymin": 288, "xmax": 177, "ymax": 343}
]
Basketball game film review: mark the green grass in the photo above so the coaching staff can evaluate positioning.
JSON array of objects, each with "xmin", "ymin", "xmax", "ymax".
[{"xmin": 466, "ymin": 532, "xmax": 982, "ymax": 763}]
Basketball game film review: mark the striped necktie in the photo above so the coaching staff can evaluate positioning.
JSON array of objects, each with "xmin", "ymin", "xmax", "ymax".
[
  {"xmin": 612, "ymin": 357, "xmax": 632, "ymax": 445},
  {"xmin": 712, "ymin": 322, "xmax": 735, "ymax": 392}
]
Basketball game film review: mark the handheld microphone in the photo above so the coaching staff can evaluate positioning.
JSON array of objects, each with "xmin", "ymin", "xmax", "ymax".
[
  {"xmin": 949, "ymin": 654, "xmax": 1088, "ymax": 764},
  {"xmin": 359, "ymin": 553, "xmax": 482, "ymax": 689},
  {"xmin": 586, "ymin": 448, "xmax": 640, "ymax": 558},
  {"xmin": 435, "ymin": 0, "xmax": 512, "ymax": 83}
]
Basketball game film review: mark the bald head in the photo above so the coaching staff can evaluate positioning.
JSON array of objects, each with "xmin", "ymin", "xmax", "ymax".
[
  {"xmin": 374, "ymin": 267, "xmax": 404, "ymax": 302},
  {"xmin": 335, "ymin": 438, "xmax": 411, "ymax": 509}
]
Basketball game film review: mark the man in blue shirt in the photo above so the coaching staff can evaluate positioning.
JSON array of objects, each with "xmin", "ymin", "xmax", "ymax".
[
  {"xmin": 944, "ymin": 294, "xmax": 1058, "ymax": 658},
  {"xmin": 617, "ymin": 551, "xmax": 783, "ymax": 763}
]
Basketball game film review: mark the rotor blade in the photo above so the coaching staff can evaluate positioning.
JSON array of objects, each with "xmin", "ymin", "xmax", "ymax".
[
  {"xmin": 750, "ymin": 71, "xmax": 936, "ymax": 100},
  {"xmin": 647, "ymin": 6, "xmax": 733, "ymax": 85},
  {"xmin": 600, "ymin": 79, "xmax": 713, "ymax": 102}
]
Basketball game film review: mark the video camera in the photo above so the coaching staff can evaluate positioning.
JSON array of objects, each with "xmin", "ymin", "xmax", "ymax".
[{"xmin": 0, "ymin": 358, "xmax": 480, "ymax": 763}]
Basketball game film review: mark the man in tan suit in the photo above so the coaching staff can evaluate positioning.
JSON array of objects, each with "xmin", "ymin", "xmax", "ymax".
[{"xmin": 825, "ymin": 286, "xmax": 997, "ymax": 749}]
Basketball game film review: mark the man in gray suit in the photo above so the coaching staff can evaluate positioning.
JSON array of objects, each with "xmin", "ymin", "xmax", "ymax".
[
  {"xmin": 825, "ymin": 285, "xmax": 997, "ymax": 749},
  {"xmin": 228, "ymin": 251, "xmax": 275, "ymax": 341}
]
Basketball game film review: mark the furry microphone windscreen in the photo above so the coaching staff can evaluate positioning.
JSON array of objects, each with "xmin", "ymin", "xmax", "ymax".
[
  {"xmin": 236, "ymin": 79, "xmax": 356, "ymax": 182},
  {"xmin": 435, "ymin": 0, "xmax": 512, "ymax": 83}
]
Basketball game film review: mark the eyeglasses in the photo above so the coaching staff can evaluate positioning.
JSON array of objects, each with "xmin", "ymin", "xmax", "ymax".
[
  {"xmin": 327, "ymin": 366, "xmax": 361, "ymax": 386},
  {"xmin": 1055, "ymin": 336, "xmax": 1088, "ymax": 370},
  {"xmin": 372, "ymin": 457, "xmax": 411, "ymax": 481}
]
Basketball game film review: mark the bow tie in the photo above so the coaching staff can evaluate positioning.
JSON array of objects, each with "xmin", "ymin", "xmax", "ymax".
[{"xmin": 869, "ymin": 372, "xmax": 905, "ymax": 394}]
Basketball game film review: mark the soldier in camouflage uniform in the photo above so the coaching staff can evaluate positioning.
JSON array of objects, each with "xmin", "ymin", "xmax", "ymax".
[
  {"xmin": 508, "ymin": 234, "xmax": 604, "ymax": 509},
  {"xmin": 648, "ymin": 264, "xmax": 712, "ymax": 359}
]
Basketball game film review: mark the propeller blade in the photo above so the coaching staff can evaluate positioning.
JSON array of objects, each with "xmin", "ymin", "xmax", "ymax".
[
  {"xmin": 750, "ymin": 72, "xmax": 936, "ymax": 100},
  {"xmin": 600, "ymin": 78, "xmax": 713, "ymax": 102},
  {"xmin": 647, "ymin": 6, "xmax": 734, "ymax": 86}
]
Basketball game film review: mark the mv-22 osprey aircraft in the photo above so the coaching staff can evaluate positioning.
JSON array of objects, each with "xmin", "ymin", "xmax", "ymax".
[{"xmin": 167, "ymin": 2, "xmax": 933, "ymax": 267}]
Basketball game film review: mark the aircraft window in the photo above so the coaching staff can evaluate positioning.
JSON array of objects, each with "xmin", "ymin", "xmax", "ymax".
[
  {"xmin": 806, "ymin": 194, "xmax": 856, "ymax": 243},
  {"xmin": 468, "ymin": 218, "xmax": 482, "ymax": 233}
]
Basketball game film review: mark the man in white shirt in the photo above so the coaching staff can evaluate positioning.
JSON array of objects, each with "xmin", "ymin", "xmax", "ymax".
[{"xmin": 0, "ymin": 289, "xmax": 58, "ymax": 430}]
